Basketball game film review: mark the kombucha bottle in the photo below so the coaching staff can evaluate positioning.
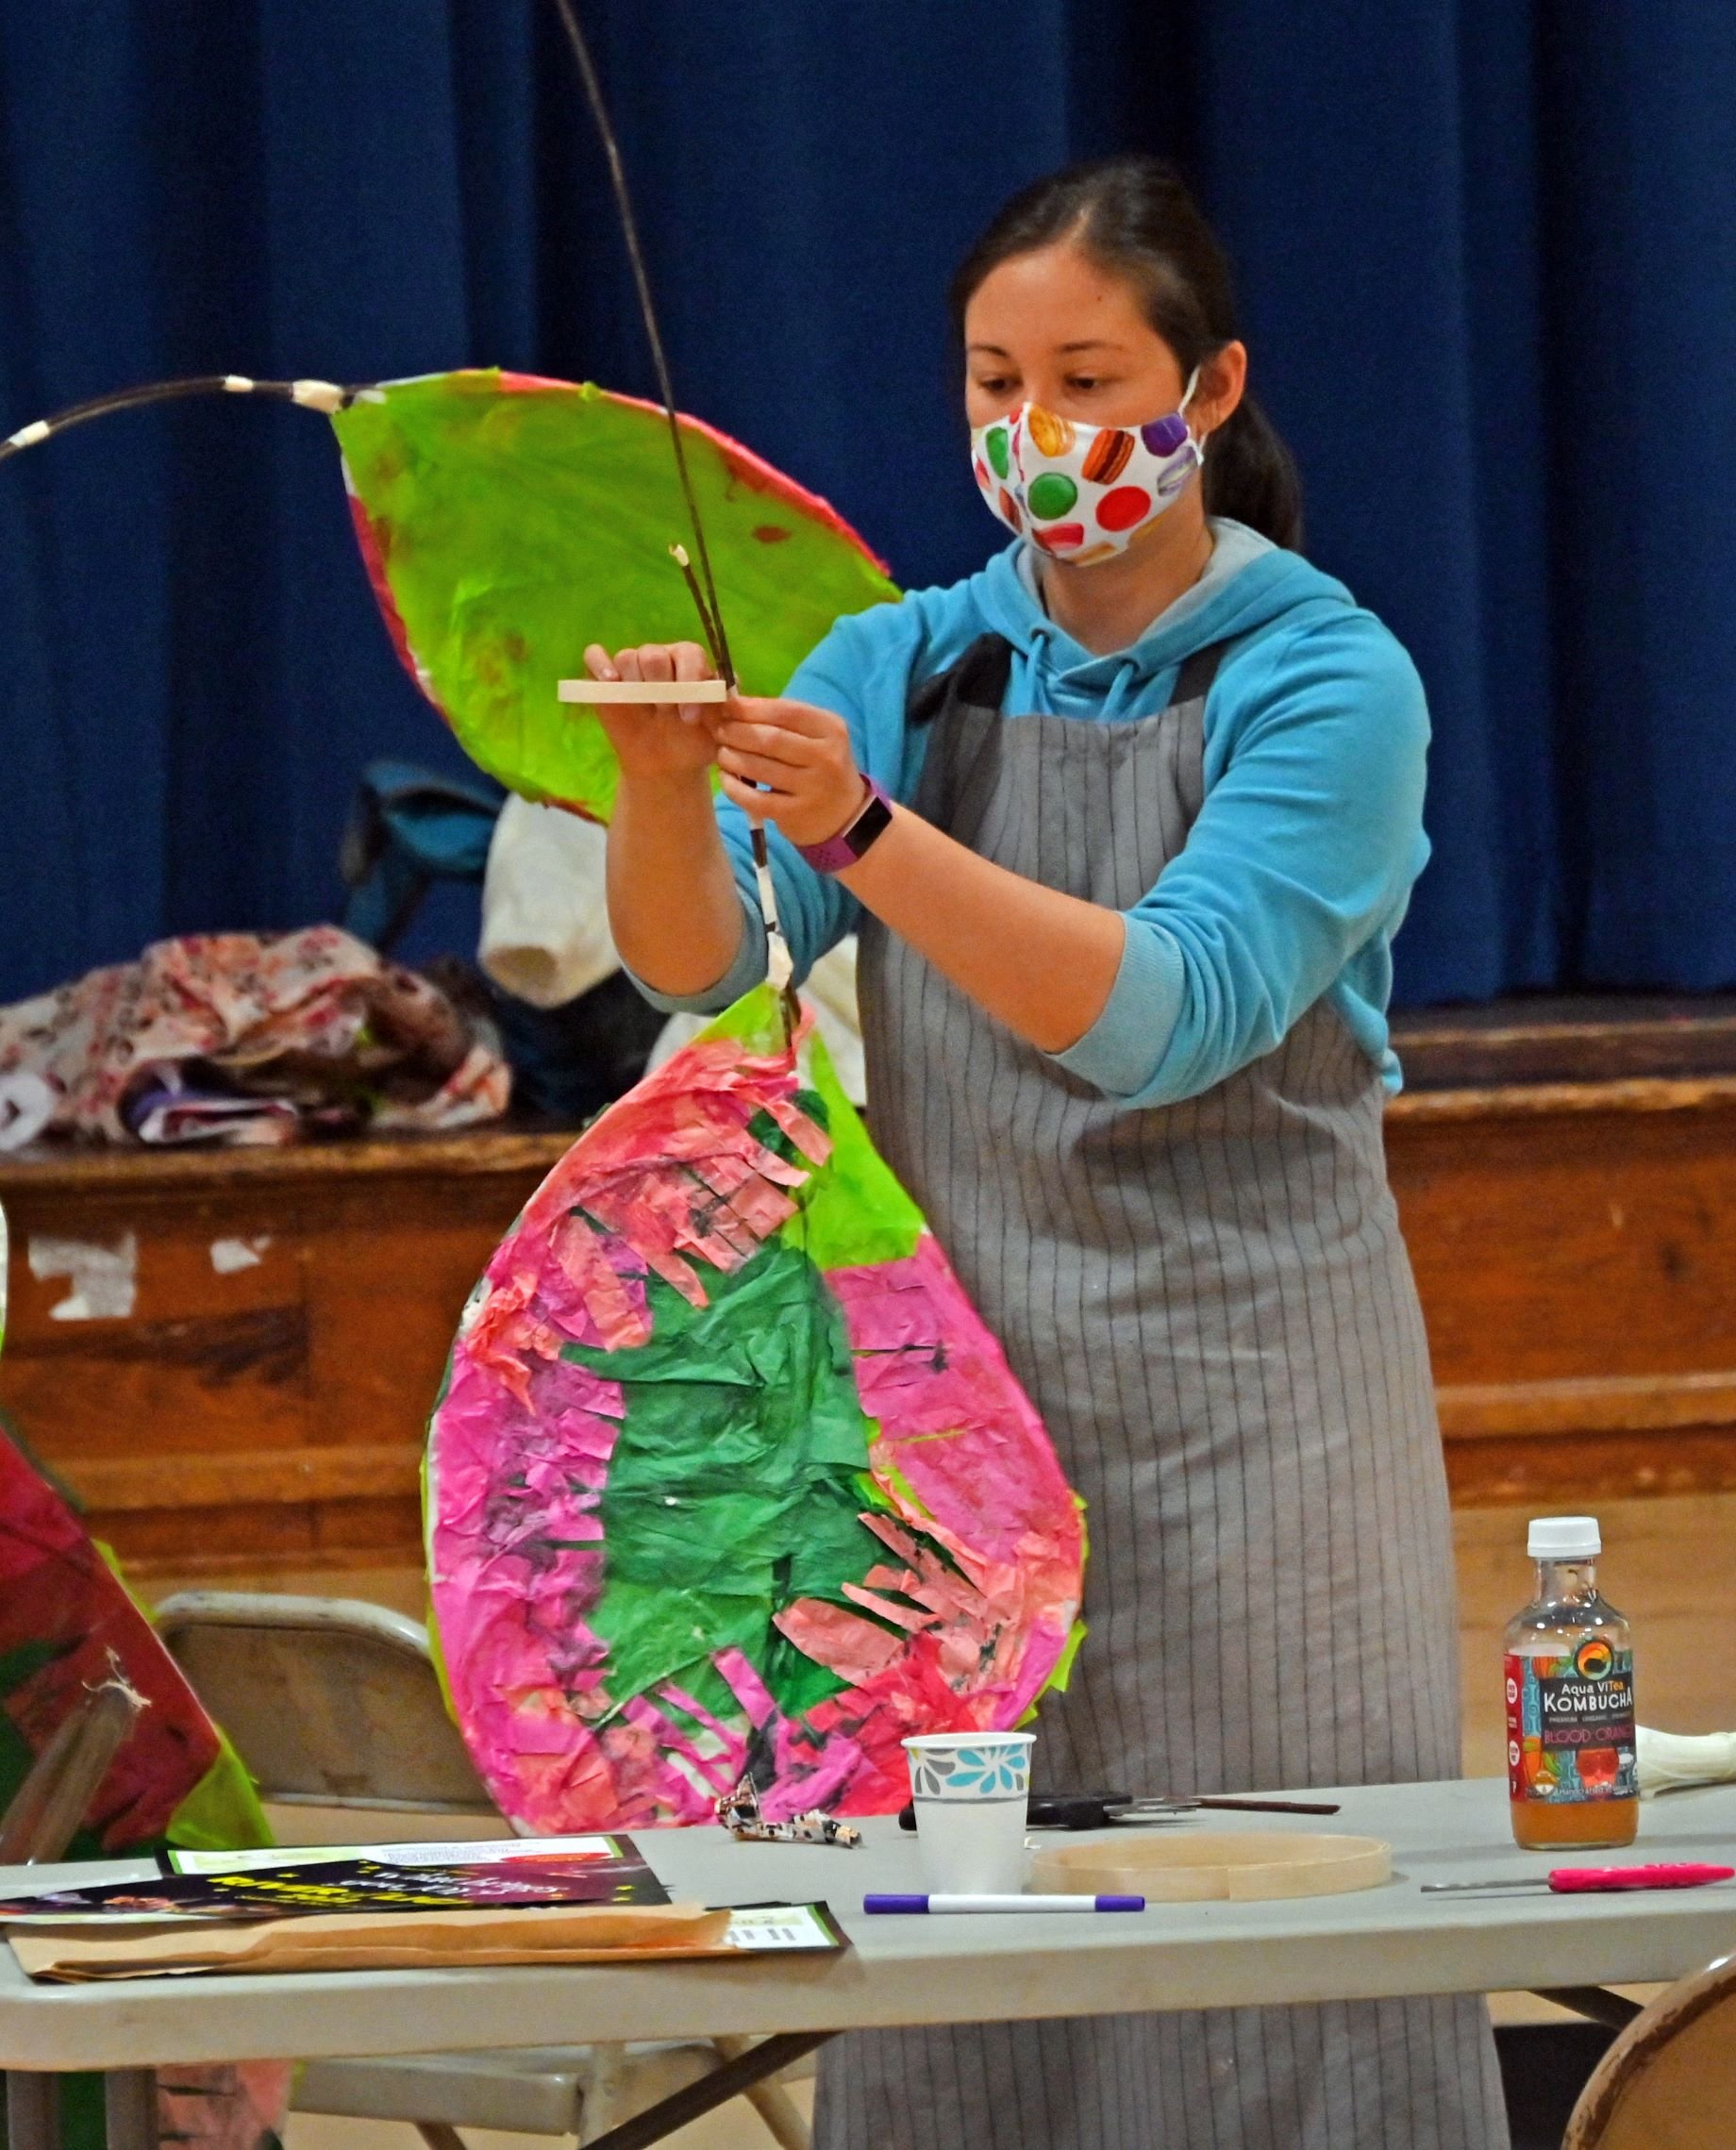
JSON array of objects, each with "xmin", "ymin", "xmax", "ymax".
[{"xmin": 1505, "ymin": 1515, "xmax": 1638, "ymax": 1850}]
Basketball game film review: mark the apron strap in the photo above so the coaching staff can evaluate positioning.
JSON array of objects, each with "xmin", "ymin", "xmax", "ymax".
[
  {"xmin": 910, "ymin": 633, "xmax": 1014, "ymax": 725},
  {"xmin": 1170, "ymin": 639, "xmax": 1229, "ymax": 706},
  {"xmin": 909, "ymin": 630, "xmax": 1232, "ymax": 727}
]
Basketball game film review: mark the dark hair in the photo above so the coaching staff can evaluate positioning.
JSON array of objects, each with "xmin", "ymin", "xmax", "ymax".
[{"xmin": 950, "ymin": 155, "xmax": 1303, "ymax": 552}]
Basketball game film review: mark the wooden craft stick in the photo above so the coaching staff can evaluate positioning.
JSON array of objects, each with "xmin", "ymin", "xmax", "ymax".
[{"xmin": 558, "ymin": 677, "xmax": 728, "ymax": 704}]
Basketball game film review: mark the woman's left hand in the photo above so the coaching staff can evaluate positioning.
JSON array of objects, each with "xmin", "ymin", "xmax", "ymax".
[{"xmin": 715, "ymin": 696, "xmax": 868, "ymax": 851}]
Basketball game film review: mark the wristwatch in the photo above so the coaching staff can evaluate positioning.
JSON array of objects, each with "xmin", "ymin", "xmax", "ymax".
[{"xmin": 795, "ymin": 777, "xmax": 894, "ymax": 874}]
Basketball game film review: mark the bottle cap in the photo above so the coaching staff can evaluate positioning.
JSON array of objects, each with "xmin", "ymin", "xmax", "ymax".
[{"xmin": 1527, "ymin": 1515, "xmax": 1601, "ymax": 1560}]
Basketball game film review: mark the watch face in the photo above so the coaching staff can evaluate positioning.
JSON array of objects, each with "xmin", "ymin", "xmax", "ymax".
[{"xmin": 845, "ymin": 792, "xmax": 893, "ymax": 859}]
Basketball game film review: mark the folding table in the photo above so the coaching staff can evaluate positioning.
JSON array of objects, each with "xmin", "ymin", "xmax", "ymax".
[{"xmin": 1, "ymin": 1777, "xmax": 1730, "ymax": 2150}]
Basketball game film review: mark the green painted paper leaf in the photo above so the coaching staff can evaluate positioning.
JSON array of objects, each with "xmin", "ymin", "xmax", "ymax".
[
  {"xmin": 164, "ymin": 1735, "xmax": 273, "ymax": 1854},
  {"xmin": 787, "ymin": 1024, "xmax": 923, "ymax": 1270},
  {"xmin": 333, "ymin": 370, "xmax": 899, "ymax": 819}
]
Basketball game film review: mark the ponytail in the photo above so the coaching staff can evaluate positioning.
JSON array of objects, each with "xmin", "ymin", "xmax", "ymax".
[
  {"xmin": 951, "ymin": 155, "xmax": 1304, "ymax": 551},
  {"xmin": 1203, "ymin": 392, "xmax": 1302, "ymax": 553}
]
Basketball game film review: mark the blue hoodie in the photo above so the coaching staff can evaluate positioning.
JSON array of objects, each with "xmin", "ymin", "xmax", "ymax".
[{"xmin": 639, "ymin": 520, "xmax": 1430, "ymax": 1108}]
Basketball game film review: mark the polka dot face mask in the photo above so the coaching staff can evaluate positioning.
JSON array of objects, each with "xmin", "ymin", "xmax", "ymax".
[{"xmin": 970, "ymin": 371, "xmax": 1203, "ymax": 564}]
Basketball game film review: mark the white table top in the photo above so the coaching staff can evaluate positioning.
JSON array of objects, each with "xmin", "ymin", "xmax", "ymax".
[{"xmin": 0, "ymin": 1777, "xmax": 1731, "ymax": 2072}]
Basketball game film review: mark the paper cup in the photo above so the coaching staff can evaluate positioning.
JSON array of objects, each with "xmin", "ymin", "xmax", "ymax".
[{"xmin": 903, "ymin": 1732, "xmax": 1034, "ymax": 1893}]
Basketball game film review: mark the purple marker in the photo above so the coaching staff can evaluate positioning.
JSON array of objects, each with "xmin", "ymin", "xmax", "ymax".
[{"xmin": 864, "ymin": 1892, "xmax": 1144, "ymax": 1914}]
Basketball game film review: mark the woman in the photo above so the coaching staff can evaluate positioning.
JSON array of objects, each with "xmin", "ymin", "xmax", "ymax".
[{"xmin": 586, "ymin": 157, "xmax": 1508, "ymax": 2150}]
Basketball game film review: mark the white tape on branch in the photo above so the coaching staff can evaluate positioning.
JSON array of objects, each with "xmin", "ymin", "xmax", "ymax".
[
  {"xmin": 756, "ymin": 857, "xmax": 795, "ymax": 992},
  {"xmin": 290, "ymin": 378, "xmax": 347, "ymax": 413}
]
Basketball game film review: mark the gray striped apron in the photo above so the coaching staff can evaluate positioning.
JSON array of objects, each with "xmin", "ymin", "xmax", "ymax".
[{"xmin": 816, "ymin": 635, "xmax": 1510, "ymax": 2150}]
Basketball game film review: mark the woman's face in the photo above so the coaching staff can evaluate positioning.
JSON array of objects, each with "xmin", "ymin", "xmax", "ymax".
[
  {"xmin": 963, "ymin": 241, "xmax": 1188, "ymax": 429},
  {"xmin": 963, "ymin": 239, "xmax": 1246, "ymax": 444}
]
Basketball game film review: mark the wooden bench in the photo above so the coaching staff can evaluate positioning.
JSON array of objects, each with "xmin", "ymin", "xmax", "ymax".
[{"xmin": 3, "ymin": 995, "xmax": 1735, "ymax": 1573}]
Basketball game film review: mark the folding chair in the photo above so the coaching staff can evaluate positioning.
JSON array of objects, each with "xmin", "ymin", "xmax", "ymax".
[
  {"xmin": 155, "ymin": 1592, "xmax": 811, "ymax": 2149},
  {"xmin": 1562, "ymin": 1950, "xmax": 1736, "ymax": 2149}
]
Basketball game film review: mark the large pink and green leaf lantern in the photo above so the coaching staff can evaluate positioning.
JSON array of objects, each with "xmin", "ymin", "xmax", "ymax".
[{"xmin": 425, "ymin": 991, "xmax": 1086, "ymax": 1830}]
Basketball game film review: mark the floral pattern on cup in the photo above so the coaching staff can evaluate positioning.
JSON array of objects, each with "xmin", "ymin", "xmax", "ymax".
[{"xmin": 908, "ymin": 1742, "xmax": 1032, "ymax": 1800}]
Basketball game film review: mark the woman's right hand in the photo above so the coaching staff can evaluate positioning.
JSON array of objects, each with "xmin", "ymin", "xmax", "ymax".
[
  {"xmin": 581, "ymin": 641, "xmax": 720, "ymax": 784},
  {"xmin": 587, "ymin": 640, "xmax": 744, "ymax": 1001}
]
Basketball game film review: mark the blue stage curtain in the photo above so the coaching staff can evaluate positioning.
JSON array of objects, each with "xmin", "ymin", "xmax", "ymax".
[{"xmin": 3, "ymin": 2, "xmax": 1734, "ymax": 1007}]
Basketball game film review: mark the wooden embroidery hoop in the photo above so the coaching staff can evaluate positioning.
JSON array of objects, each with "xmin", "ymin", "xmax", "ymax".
[{"xmin": 1032, "ymin": 1831, "xmax": 1394, "ymax": 1902}]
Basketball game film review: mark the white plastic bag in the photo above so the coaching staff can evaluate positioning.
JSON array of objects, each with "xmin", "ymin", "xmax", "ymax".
[{"xmin": 1635, "ymin": 1725, "xmax": 1736, "ymax": 1795}]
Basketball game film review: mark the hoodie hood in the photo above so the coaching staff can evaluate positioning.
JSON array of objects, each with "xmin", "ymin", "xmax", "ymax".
[{"xmin": 969, "ymin": 522, "xmax": 1359, "ymax": 720}]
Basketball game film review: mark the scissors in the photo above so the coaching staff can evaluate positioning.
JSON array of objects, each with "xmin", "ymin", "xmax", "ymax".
[
  {"xmin": 1422, "ymin": 1862, "xmax": 1733, "ymax": 1896},
  {"xmin": 897, "ymin": 1792, "xmax": 1342, "ymax": 1832}
]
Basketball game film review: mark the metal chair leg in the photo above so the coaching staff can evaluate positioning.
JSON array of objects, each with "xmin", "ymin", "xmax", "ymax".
[
  {"xmin": 582, "ymin": 2035, "xmax": 836, "ymax": 2150},
  {"xmin": 103, "ymin": 2070, "xmax": 158, "ymax": 2150},
  {"xmin": 7, "ymin": 2072, "xmax": 61, "ymax": 2150},
  {"xmin": 579, "ymin": 2042, "xmax": 633, "ymax": 2143},
  {"xmin": 1530, "ymin": 1986, "xmax": 1644, "ymax": 2032},
  {"xmin": 711, "ymin": 2037, "xmax": 811, "ymax": 2150},
  {"xmin": 414, "ymin": 2125, "xmax": 470, "ymax": 2150}
]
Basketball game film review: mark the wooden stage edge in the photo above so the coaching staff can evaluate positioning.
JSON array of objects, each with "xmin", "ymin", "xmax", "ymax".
[{"xmin": 4, "ymin": 1047, "xmax": 1736, "ymax": 1573}]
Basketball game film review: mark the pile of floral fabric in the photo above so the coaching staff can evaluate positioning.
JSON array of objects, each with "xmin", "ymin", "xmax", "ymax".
[{"xmin": 0, "ymin": 925, "xmax": 509, "ymax": 1146}]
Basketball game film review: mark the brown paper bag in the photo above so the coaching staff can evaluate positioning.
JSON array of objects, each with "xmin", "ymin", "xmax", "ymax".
[{"xmin": 10, "ymin": 1901, "xmax": 732, "ymax": 1982}]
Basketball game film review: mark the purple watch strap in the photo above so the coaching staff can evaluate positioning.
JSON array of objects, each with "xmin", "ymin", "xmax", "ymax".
[{"xmin": 795, "ymin": 777, "xmax": 893, "ymax": 874}]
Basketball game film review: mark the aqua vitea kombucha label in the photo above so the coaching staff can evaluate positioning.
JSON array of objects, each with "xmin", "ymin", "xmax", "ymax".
[{"xmin": 1505, "ymin": 1642, "xmax": 1637, "ymax": 1804}]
